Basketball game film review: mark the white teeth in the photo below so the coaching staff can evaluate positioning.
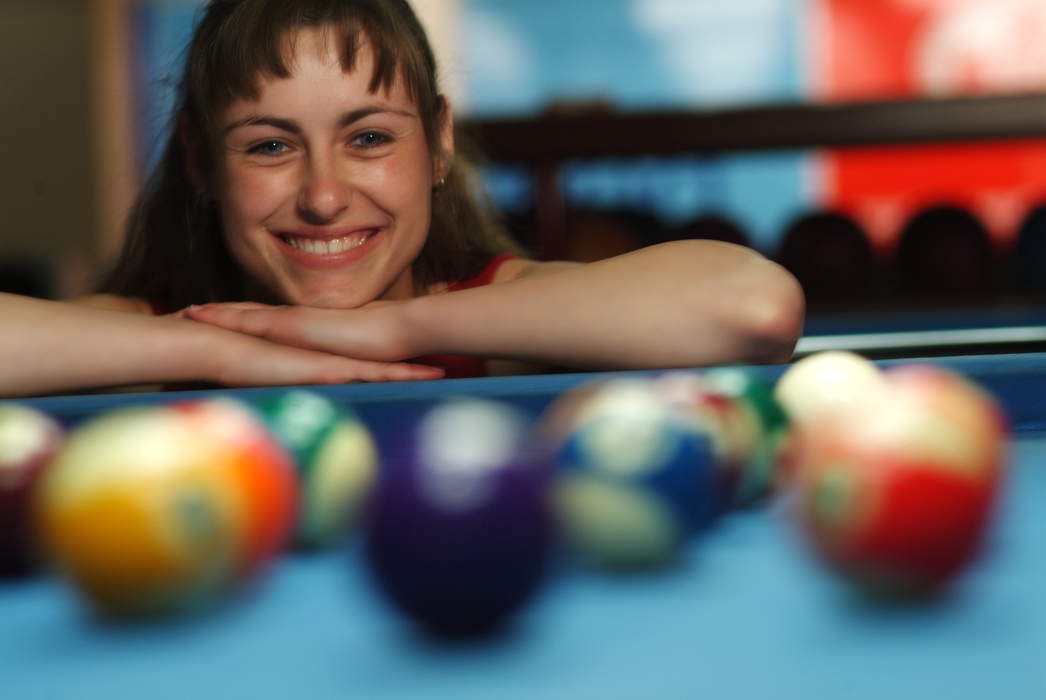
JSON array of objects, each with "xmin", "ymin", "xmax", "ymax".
[{"xmin": 285, "ymin": 232, "xmax": 373, "ymax": 255}]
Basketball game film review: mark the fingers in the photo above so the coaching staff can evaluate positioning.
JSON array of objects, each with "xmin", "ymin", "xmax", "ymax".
[
  {"xmin": 186, "ymin": 305, "xmax": 292, "ymax": 343},
  {"xmin": 174, "ymin": 302, "xmax": 276, "ymax": 321},
  {"xmin": 188, "ymin": 302, "xmax": 407, "ymax": 363},
  {"xmin": 251, "ymin": 356, "xmax": 444, "ymax": 386},
  {"xmin": 218, "ymin": 337, "xmax": 444, "ymax": 387},
  {"xmin": 359, "ymin": 299, "xmax": 397, "ymax": 309},
  {"xmin": 190, "ymin": 302, "xmax": 276, "ymax": 311},
  {"xmin": 330, "ymin": 359, "xmax": 445, "ymax": 383}
]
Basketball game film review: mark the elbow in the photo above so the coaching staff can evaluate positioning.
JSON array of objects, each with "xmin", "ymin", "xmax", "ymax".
[{"xmin": 733, "ymin": 263, "xmax": 805, "ymax": 365}]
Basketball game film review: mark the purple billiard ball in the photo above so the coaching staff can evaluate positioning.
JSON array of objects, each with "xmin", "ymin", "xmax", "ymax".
[
  {"xmin": 365, "ymin": 399, "xmax": 551, "ymax": 635},
  {"xmin": 0, "ymin": 404, "xmax": 64, "ymax": 577}
]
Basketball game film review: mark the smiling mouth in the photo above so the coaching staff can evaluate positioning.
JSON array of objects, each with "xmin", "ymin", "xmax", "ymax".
[{"xmin": 278, "ymin": 230, "xmax": 380, "ymax": 255}]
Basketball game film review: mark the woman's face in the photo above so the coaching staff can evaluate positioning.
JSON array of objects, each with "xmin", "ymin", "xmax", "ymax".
[{"xmin": 213, "ymin": 28, "xmax": 450, "ymax": 308}]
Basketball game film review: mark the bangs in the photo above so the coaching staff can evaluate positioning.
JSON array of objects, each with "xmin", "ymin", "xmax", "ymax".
[{"xmin": 189, "ymin": 0, "xmax": 436, "ymax": 136}]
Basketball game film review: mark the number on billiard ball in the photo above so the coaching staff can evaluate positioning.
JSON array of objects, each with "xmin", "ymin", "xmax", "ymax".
[{"xmin": 172, "ymin": 399, "xmax": 300, "ymax": 579}]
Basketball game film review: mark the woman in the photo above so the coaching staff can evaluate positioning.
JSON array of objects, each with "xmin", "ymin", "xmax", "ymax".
[{"xmin": 0, "ymin": 0, "xmax": 803, "ymax": 398}]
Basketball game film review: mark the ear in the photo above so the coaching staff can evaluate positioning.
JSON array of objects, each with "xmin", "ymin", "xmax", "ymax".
[
  {"xmin": 434, "ymin": 95, "xmax": 455, "ymax": 182},
  {"xmin": 178, "ymin": 113, "xmax": 210, "ymax": 196}
]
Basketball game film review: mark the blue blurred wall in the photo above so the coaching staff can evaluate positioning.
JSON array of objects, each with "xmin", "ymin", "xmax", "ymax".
[
  {"xmin": 463, "ymin": 0, "xmax": 806, "ymax": 115},
  {"xmin": 463, "ymin": 0, "xmax": 813, "ymax": 252}
]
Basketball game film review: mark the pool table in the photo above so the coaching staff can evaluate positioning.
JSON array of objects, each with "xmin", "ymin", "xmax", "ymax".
[{"xmin": 1, "ymin": 355, "xmax": 1044, "ymax": 700}]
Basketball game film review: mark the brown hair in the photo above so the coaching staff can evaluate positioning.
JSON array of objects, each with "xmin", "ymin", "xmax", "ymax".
[{"xmin": 101, "ymin": 0, "xmax": 520, "ymax": 310}]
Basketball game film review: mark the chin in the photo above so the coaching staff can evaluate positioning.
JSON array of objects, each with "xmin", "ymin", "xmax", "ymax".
[
  {"xmin": 292, "ymin": 286, "xmax": 374, "ymax": 310},
  {"xmin": 266, "ymin": 264, "xmax": 410, "ymax": 309}
]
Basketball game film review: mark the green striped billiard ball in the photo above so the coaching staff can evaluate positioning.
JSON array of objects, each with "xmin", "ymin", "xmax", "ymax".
[
  {"xmin": 257, "ymin": 391, "xmax": 378, "ymax": 548},
  {"xmin": 704, "ymin": 368, "xmax": 791, "ymax": 505}
]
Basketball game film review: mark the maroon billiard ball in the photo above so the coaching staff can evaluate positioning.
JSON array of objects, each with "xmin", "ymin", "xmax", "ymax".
[{"xmin": 0, "ymin": 403, "xmax": 64, "ymax": 576}]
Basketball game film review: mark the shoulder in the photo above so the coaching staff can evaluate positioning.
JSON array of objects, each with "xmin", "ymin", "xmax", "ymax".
[
  {"xmin": 437, "ymin": 255, "xmax": 584, "ymax": 292},
  {"xmin": 66, "ymin": 294, "xmax": 155, "ymax": 315},
  {"xmin": 492, "ymin": 258, "xmax": 582, "ymax": 283}
]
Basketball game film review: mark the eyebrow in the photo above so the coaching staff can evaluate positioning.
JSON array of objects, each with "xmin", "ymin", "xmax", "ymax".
[{"xmin": 222, "ymin": 107, "xmax": 416, "ymax": 137}]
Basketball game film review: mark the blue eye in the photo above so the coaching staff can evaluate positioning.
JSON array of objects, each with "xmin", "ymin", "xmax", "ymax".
[
  {"xmin": 251, "ymin": 141, "xmax": 287, "ymax": 156},
  {"xmin": 355, "ymin": 132, "xmax": 389, "ymax": 148}
]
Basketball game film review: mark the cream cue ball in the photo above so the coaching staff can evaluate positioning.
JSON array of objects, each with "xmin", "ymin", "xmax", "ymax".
[{"xmin": 775, "ymin": 351, "xmax": 887, "ymax": 426}]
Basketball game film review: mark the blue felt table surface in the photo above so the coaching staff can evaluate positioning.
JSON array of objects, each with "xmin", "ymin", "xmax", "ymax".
[
  {"xmin": 20, "ymin": 352, "xmax": 1046, "ymax": 434},
  {"xmin": 2, "ymin": 435, "xmax": 1043, "ymax": 700}
]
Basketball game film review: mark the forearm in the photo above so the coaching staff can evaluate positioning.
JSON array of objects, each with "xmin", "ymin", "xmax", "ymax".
[
  {"xmin": 0, "ymin": 293, "xmax": 228, "ymax": 397},
  {"xmin": 403, "ymin": 242, "xmax": 804, "ymax": 369}
]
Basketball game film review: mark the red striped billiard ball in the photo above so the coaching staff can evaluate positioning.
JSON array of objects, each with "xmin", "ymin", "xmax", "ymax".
[{"xmin": 792, "ymin": 365, "xmax": 1007, "ymax": 596}]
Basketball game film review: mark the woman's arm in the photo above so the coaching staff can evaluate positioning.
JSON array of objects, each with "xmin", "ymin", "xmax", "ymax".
[
  {"xmin": 0, "ymin": 293, "xmax": 442, "ymax": 398},
  {"xmin": 185, "ymin": 241, "xmax": 805, "ymax": 370}
]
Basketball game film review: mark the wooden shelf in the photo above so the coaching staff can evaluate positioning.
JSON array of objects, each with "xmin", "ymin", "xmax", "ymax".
[{"xmin": 462, "ymin": 94, "xmax": 1046, "ymax": 164}]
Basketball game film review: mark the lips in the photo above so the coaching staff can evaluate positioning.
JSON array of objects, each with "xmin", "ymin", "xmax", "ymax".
[{"xmin": 278, "ymin": 229, "xmax": 379, "ymax": 256}]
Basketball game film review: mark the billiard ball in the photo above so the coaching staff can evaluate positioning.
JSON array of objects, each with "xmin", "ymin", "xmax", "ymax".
[
  {"xmin": 544, "ymin": 379, "xmax": 718, "ymax": 569},
  {"xmin": 0, "ymin": 404, "xmax": 64, "ymax": 576},
  {"xmin": 37, "ymin": 406, "xmax": 245, "ymax": 617},
  {"xmin": 651, "ymin": 371, "xmax": 757, "ymax": 512},
  {"xmin": 37, "ymin": 399, "xmax": 298, "ymax": 618},
  {"xmin": 257, "ymin": 390, "xmax": 378, "ymax": 548},
  {"xmin": 774, "ymin": 351, "xmax": 886, "ymax": 426},
  {"xmin": 365, "ymin": 399, "xmax": 551, "ymax": 635},
  {"xmin": 173, "ymin": 398, "xmax": 300, "ymax": 579},
  {"xmin": 792, "ymin": 364, "xmax": 1007, "ymax": 596},
  {"xmin": 704, "ymin": 368, "xmax": 791, "ymax": 505}
]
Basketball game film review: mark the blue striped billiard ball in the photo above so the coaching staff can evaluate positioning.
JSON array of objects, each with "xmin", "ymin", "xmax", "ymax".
[{"xmin": 544, "ymin": 379, "xmax": 718, "ymax": 569}]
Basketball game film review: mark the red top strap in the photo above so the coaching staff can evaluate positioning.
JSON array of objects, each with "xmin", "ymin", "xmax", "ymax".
[
  {"xmin": 149, "ymin": 300, "xmax": 171, "ymax": 317},
  {"xmin": 446, "ymin": 253, "xmax": 518, "ymax": 292}
]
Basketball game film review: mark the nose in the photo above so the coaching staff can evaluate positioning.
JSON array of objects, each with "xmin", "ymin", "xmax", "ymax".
[{"xmin": 297, "ymin": 155, "xmax": 351, "ymax": 223}]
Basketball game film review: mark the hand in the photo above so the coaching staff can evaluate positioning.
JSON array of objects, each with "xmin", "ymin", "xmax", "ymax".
[
  {"xmin": 207, "ymin": 327, "xmax": 442, "ymax": 386},
  {"xmin": 0, "ymin": 294, "xmax": 443, "ymax": 399},
  {"xmin": 185, "ymin": 302, "xmax": 414, "ymax": 363}
]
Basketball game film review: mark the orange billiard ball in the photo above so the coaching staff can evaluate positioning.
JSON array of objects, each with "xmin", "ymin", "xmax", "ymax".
[
  {"xmin": 173, "ymin": 399, "xmax": 299, "ymax": 578},
  {"xmin": 36, "ymin": 399, "xmax": 298, "ymax": 618}
]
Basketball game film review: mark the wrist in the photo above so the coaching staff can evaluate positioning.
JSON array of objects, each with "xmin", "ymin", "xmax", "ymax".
[
  {"xmin": 398, "ymin": 294, "xmax": 442, "ymax": 358},
  {"xmin": 173, "ymin": 320, "xmax": 237, "ymax": 384}
]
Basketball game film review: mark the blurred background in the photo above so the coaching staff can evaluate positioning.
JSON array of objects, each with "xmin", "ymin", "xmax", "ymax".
[{"xmin": 7, "ymin": 0, "xmax": 1046, "ymax": 316}]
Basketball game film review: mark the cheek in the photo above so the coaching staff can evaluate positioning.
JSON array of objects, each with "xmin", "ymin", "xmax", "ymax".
[
  {"xmin": 362, "ymin": 153, "xmax": 433, "ymax": 227},
  {"xmin": 218, "ymin": 167, "xmax": 293, "ymax": 241}
]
